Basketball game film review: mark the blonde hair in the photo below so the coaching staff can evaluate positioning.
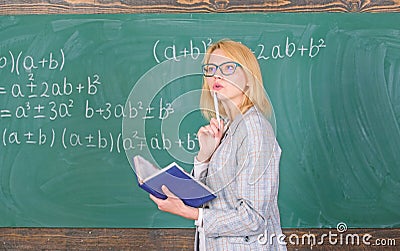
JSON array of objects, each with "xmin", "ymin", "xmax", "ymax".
[{"xmin": 200, "ymin": 39, "xmax": 272, "ymax": 121}]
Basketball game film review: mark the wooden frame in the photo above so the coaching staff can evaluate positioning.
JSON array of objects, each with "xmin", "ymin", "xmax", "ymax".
[
  {"xmin": 0, "ymin": 0, "xmax": 399, "ymax": 14},
  {"xmin": 0, "ymin": 228, "xmax": 398, "ymax": 250}
]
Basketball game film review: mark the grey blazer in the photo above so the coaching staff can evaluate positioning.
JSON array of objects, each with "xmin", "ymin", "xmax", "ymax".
[{"xmin": 193, "ymin": 107, "xmax": 286, "ymax": 251}]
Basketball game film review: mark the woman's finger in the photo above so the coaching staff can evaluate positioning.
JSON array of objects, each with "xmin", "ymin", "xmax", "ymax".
[
  {"xmin": 210, "ymin": 118, "xmax": 224, "ymax": 132},
  {"xmin": 198, "ymin": 126, "xmax": 212, "ymax": 135},
  {"xmin": 161, "ymin": 185, "xmax": 178, "ymax": 199},
  {"xmin": 198, "ymin": 125, "xmax": 215, "ymax": 137},
  {"xmin": 209, "ymin": 119, "xmax": 224, "ymax": 138},
  {"xmin": 149, "ymin": 194, "xmax": 162, "ymax": 204},
  {"xmin": 206, "ymin": 124, "xmax": 219, "ymax": 137}
]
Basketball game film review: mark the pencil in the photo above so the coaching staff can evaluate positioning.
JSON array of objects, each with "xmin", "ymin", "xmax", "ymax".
[{"xmin": 213, "ymin": 92, "xmax": 221, "ymax": 129}]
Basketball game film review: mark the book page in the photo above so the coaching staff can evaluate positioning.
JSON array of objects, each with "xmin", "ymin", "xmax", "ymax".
[{"xmin": 133, "ymin": 156, "xmax": 159, "ymax": 182}]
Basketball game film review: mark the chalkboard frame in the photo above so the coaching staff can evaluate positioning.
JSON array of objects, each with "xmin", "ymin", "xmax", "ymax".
[{"xmin": 0, "ymin": 1, "xmax": 399, "ymax": 251}]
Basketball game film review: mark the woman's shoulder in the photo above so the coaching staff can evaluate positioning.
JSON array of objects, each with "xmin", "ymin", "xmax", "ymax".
[{"xmin": 231, "ymin": 106, "xmax": 275, "ymax": 137}]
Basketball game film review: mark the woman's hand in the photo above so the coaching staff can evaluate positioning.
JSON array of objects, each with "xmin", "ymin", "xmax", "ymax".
[
  {"xmin": 149, "ymin": 185, "xmax": 199, "ymax": 220},
  {"xmin": 196, "ymin": 118, "xmax": 225, "ymax": 163}
]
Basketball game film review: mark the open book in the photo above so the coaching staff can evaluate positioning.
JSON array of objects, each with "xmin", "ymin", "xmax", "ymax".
[{"xmin": 132, "ymin": 155, "xmax": 216, "ymax": 208}]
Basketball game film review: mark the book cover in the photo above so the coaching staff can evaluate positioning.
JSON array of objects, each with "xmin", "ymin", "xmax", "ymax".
[{"xmin": 132, "ymin": 155, "xmax": 216, "ymax": 208}]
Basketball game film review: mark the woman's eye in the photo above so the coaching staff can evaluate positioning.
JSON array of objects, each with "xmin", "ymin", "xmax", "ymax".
[{"xmin": 225, "ymin": 65, "xmax": 234, "ymax": 72}]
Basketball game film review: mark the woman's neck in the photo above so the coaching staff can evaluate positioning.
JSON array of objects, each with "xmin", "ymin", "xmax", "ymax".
[{"xmin": 221, "ymin": 100, "xmax": 241, "ymax": 121}]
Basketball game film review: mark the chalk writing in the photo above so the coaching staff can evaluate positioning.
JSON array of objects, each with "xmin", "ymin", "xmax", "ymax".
[
  {"xmin": 0, "ymin": 46, "xmax": 196, "ymax": 156},
  {"xmin": 2, "ymin": 74, "xmax": 101, "ymax": 99},
  {"xmin": 153, "ymin": 38, "xmax": 213, "ymax": 63},
  {"xmin": 0, "ymin": 100, "xmax": 73, "ymax": 120},
  {"xmin": 153, "ymin": 37, "xmax": 327, "ymax": 63},
  {"xmin": 85, "ymin": 98, "xmax": 174, "ymax": 120},
  {"xmin": 255, "ymin": 37, "xmax": 327, "ymax": 60},
  {"xmin": 0, "ymin": 49, "xmax": 65, "ymax": 76},
  {"xmin": 1, "ymin": 128, "xmax": 199, "ymax": 154}
]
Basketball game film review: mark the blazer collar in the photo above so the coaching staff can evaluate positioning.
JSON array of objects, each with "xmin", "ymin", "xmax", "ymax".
[{"xmin": 225, "ymin": 106, "xmax": 257, "ymax": 136}]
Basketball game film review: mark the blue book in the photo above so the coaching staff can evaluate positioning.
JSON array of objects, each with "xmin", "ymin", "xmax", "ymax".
[{"xmin": 132, "ymin": 155, "xmax": 216, "ymax": 208}]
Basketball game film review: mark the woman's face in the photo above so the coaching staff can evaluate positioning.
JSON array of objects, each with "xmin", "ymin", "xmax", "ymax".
[{"xmin": 205, "ymin": 49, "xmax": 247, "ymax": 107}]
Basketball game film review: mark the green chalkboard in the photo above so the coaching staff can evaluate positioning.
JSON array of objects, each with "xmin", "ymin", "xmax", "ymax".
[{"xmin": 0, "ymin": 13, "xmax": 399, "ymax": 228}]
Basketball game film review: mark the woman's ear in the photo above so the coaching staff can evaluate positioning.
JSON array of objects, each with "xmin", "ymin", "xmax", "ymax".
[{"xmin": 243, "ymin": 82, "xmax": 250, "ymax": 92}]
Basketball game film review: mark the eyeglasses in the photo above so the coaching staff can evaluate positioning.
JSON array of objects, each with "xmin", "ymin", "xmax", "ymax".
[{"xmin": 202, "ymin": 61, "xmax": 241, "ymax": 77}]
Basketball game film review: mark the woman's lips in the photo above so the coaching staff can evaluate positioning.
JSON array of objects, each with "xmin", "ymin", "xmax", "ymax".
[{"xmin": 213, "ymin": 83, "xmax": 223, "ymax": 91}]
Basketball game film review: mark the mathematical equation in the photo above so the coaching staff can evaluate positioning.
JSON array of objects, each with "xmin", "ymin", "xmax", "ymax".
[
  {"xmin": 0, "ymin": 99, "xmax": 74, "ymax": 120},
  {"xmin": 0, "ymin": 73, "xmax": 101, "ymax": 98},
  {"xmin": 1, "ymin": 128, "xmax": 199, "ymax": 154},
  {"xmin": 1, "ymin": 69, "xmax": 174, "ymax": 121},
  {"xmin": 85, "ymin": 98, "xmax": 174, "ymax": 120},
  {"xmin": 0, "ymin": 98, "xmax": 174, "ymax": 121},
  {"xmin": 0, "ymin": 49, "xmax": 65, "ymax": 75},
  {"xmin": 153, "ymin": 37, "xmax": 327, "ymax": 63},
  {"xmin": 0, "ymin": 46, "xmax": 186, "ymax": 156}
]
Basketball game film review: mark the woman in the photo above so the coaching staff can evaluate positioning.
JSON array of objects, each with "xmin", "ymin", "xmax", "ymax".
[{"xmin": 150, "ymin": 39, "xmax": 286, "ymax": 250}]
